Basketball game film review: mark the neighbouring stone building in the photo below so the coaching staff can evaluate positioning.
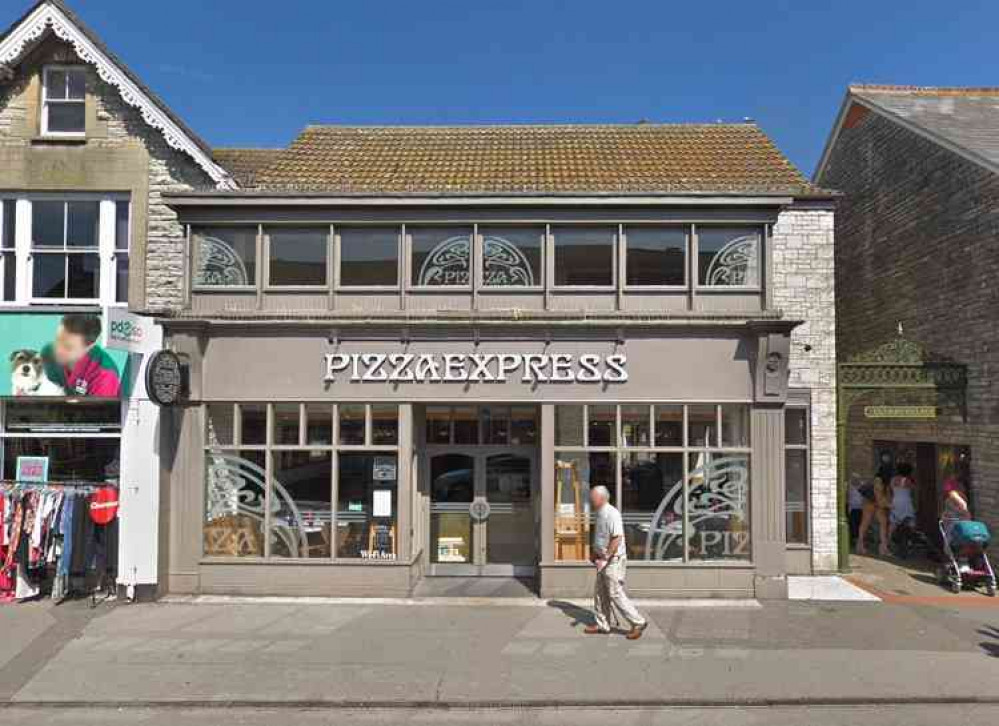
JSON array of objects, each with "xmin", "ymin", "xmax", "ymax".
[
  {"xmin": 816, "ymin": 84, "xmax": 999, "ymax": 541},
  {"xmin": 0, "ymin": 0, "xmax": 232, "ymax": 600},
  {"xmin": 0, "ymin": 0, "xmax": 838, "ymax": 601}
]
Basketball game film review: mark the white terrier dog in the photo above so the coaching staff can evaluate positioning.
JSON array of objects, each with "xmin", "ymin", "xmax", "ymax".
[{"xmin": 10, "ymin": 349, "xmax": 64, "ymax": 396}]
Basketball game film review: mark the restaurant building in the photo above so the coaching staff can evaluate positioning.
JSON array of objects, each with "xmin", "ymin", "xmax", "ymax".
[
  {"xmin": 162, "ymin": 123, "xmax": 839, "ymax": 599},
  {"xmin": 1, "ymin": 1, "xmax": 839, "ymax": 600}
]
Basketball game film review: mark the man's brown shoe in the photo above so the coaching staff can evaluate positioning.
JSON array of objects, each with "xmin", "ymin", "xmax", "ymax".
[
  {"xmin": 584, "ymin": 625, "xmax": 610, "ymax": 635},
  {"xmin": 626, "ymin": 622, "xmax": 648, "ymax": 640}
]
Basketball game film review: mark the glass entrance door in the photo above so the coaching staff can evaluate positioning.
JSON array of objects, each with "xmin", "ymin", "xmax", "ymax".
[
  {"xmin": 429, "ymin": 447, "xmax": 536, "ymax": 575},
  {"xmin": 485, "ymin": 452, "xmax": 534, "ymax": 567},
  {"xmin": 429, "ymin": 453, "xmax": 475, "ymax": 567}
]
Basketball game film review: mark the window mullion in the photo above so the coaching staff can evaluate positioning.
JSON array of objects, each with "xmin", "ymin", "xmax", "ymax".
[
  {"xmin": 682, "ymin": 445, "xmax": 690, "ymax": 563},
  {"xmin": 332, "ymin": 404, "xmax": 340, "ymax": 557},
  {"xmin": 263, "ymin": 404, "xmax": 273, "ymax": 558},
  {"xmin": 14, "ymin": 199, "xmax": 30, "ymax": 303},
  {"xmin": 98, "ymin": 199, "xmax": 115, "ymax": 305}
]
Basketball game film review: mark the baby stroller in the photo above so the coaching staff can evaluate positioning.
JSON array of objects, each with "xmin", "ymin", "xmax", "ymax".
[{"xmin": 937, "ymin": 519, "xmax": 996, "ymax": 596}]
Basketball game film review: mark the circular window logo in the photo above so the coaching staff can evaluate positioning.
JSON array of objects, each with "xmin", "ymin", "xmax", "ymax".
[
  {"xmin": 417, "ymin": 236, "xmax": 535, "ymax": 287},
  {"xmin": 483, "ymin": 236, "xmax": 535, "ymax": 286}
]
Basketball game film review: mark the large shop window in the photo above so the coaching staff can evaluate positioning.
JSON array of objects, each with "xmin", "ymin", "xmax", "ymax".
[
  {"xmin": 0, "ymin": 197, "xmax": 130, "ymax": 304},
  {"xmin": 554, "ymin": 403, "xmax": 751, "ymax": 563},
  {"xmin": 785, "ymin": 406, "xmax": 810, "ymax": 545},
  {"xmin": 203, "ymin": 403, "xmax": 400, "ymax": 560},
  {"xmin": 1, "ymin": 399, "xmax": 122, "ymax": 484}
]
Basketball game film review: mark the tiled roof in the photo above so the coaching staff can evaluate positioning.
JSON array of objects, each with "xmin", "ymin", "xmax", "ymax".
[
  {"xmin": 252, "ymin": 123, "xmax": 825, "ymax": 196},
  {"xmin": 213, "ymin": 148, "xmax": 283, "ymax": 188},
  {"xmin": 850, "ymin": 85, "xmax": 999, "ymax": 172}
]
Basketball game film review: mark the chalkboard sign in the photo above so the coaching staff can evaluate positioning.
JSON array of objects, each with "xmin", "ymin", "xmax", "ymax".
[{"xmin": 146, "ymin": 350, "xmax": 184, "ymax": 406}]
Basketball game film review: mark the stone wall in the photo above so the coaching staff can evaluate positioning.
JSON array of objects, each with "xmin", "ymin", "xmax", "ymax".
[
  {"xmin": 819, "ymin": 107, "xmax": 999, "ymax": 535},
  {"xmin": 771, "ymin": 207, "xmax": 838, "ymax": 572},
  {"xmin": 0, "ymin": 38, "xmax": 214, "ymax": 311}
]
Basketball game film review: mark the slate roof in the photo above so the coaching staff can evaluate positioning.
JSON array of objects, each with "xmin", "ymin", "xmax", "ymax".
[
  {"xmin": 849, "ymin": 85, "xmax": 999, "ymax": 173},
  {"xmin": 248, "ymin": 123, "xmax": 826, "ymax": 197},
  {"xmin": 213, "ymin": 148, "xmax": 283, "ymax": 188}
]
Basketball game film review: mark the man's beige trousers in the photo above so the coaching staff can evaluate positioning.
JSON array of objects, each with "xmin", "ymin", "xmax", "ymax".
[{"xmin": 593, "ymin": 557, "xmax": 647, "ymax": 632}]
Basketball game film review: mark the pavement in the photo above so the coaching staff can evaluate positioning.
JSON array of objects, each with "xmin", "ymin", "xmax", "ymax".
[
  {"xmin": 0, "ymin": 579, "xmax": 998, "ymax": 724},
  {"xmin": 847, "ymin": 552, "xmax": 999, "ymax": 605}
]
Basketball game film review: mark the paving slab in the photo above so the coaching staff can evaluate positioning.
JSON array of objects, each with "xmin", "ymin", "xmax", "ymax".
[
  {"xmin": 0, "ymin": 603, "xmax": 55, "ymax": 670},
  {"xmin": 788, "ymin": 575, "xmax": 880, "ymax": 601}
]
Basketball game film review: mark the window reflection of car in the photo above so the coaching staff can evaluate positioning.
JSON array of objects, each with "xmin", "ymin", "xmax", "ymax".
[
  {"xmin": 271, "ymin": 458, "xmax": 333, "ymax": 538},
  {"xmin": 487, "ymin": 454, "xmax": 531, "ymax": 501},
  {"xmin": 433, "ymin": 468, "xmax": 473, "ymax": 501},
  {"xmin": 273, "ymin": 499, "xmax": 332, "ymax": 533}
]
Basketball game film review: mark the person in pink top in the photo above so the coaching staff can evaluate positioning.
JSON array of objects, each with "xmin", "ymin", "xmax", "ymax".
[{"xmin": 42, "ymin": 314, "xmax": 121, "ymax": 397}]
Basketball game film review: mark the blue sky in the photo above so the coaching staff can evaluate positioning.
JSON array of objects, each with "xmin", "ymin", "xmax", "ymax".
[{"xmin": 20, "ymin": 0, "xmax": 999, "ymax": 175}]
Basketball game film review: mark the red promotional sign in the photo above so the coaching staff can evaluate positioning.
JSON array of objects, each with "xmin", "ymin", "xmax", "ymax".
[{"xmin": 89, "ymin": 487, "xmax": 119, "ymax": 525}]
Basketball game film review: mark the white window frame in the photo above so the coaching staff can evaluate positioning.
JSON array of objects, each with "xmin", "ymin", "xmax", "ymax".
[
  {"xmin": 112, "ymin": 199, "xmax": 131, "ymax": 304},
  {"xmin": 41, "ymin": 65, "xmax": 87, "ymax": 138},
  {"xmin": 0, "ymin": 194, "xmax": 129, "ymax": 307},
  {"xmin": 0, "ymin": 201, "xmax": 17, "ymax": 302}
]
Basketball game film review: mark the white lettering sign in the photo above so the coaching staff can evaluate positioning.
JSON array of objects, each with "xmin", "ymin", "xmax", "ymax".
[{"xmin": 323, "ymin": 353, "xmax": 628, "ymax": 384}]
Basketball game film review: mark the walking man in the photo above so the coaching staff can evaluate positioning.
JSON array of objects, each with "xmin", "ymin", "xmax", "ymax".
[{"xmin": 584, "ymin": 485, "xmax": 648, "ymax": 639}]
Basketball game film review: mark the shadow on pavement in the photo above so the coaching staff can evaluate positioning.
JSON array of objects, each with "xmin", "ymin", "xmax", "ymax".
[
  {"xmin": 546, "ymin": 600, "xmax": 596, "ymax": 630},
  {"xmin": 978, "ymin": 625, "xmax": 999, "ymax": 658}
]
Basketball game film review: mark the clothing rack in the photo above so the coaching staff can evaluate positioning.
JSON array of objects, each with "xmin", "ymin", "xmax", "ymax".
[{"xmin": 1, "ymin": 481, "xmax": 120, "ymax": 606}]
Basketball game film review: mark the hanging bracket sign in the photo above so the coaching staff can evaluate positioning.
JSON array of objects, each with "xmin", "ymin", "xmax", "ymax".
[{"xmin": 146, "ymin": 350, "xmax": 185, "ymax": 406}]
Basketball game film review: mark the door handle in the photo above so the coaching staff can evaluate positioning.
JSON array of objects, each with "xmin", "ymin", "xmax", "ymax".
[{"xmin": 469, "ymin": 497, "xmax": 491, "ymax": 522}]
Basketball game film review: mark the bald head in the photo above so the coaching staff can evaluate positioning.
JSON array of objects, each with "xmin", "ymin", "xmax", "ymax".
[{"xmin": 589, "ymin": 485, "xmax": 610, "ymax": 509}]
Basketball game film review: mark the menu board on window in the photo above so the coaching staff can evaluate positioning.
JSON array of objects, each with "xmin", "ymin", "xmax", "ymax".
[{"xmin": 373, "ymin": 489, "xmax": 392, "ymax": 518}]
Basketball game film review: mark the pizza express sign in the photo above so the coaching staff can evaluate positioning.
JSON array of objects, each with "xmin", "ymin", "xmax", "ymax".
[{"xmin": 324, "ymin": 352, "xmax": 628, "ymax": 384}]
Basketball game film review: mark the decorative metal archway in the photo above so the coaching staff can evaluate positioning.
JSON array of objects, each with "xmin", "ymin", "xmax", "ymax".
[{"xmin": 836, "ymin": 336, "xmax": 966, "ymax": 570}]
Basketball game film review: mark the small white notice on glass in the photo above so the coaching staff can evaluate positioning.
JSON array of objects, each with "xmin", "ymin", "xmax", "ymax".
[{"xmin": 373, "ymin": 489, "xmax": 392, "ymax": 518}]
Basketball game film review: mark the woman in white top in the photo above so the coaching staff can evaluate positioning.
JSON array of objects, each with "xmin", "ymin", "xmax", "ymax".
[{"xmin": 889, "ymin": 462, "xmax": 917, "ymax": 538}]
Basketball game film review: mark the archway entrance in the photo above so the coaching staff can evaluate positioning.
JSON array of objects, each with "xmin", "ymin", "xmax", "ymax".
[{"xmin": 836, "ymin": 336, "xmax": 967, "ymax": 571}]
